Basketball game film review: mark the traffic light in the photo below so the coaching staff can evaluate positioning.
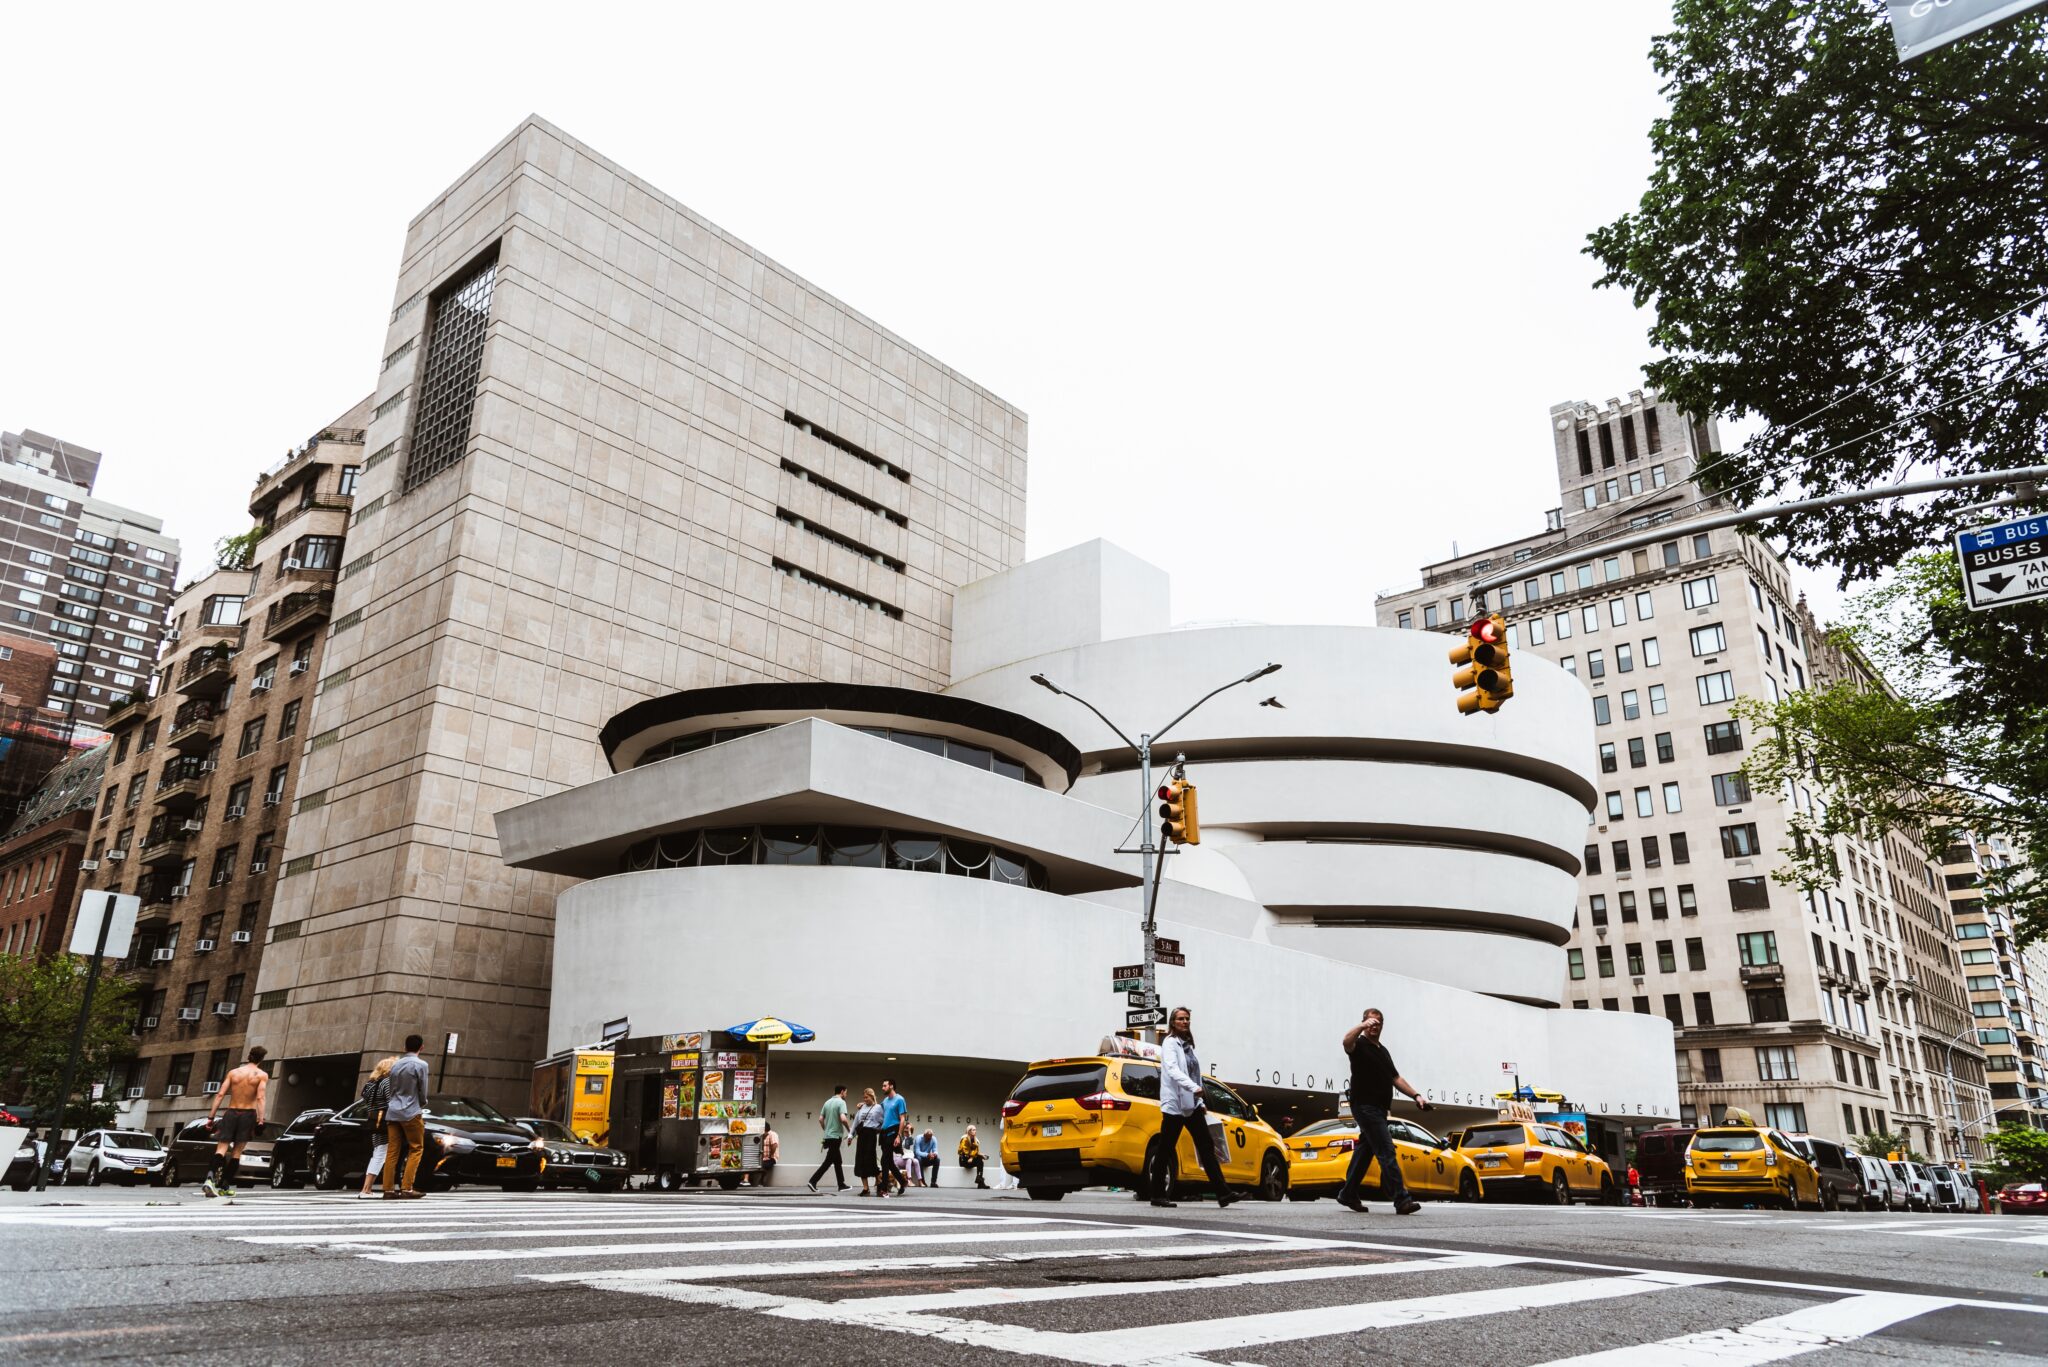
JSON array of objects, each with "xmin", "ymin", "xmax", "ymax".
[
  {"xmin": 1158, "ymin": 778, "xmax": 1200, "ymax": 845},
  {"xmin": 1449, "ymin": 613, "xmax": 1514, "ymax": 714}
]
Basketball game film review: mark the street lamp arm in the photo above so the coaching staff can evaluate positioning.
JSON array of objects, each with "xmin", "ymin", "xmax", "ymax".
[
  {"xmin": 1152, "ymin": 663, "xmax": 1281, "ymax": 746},
  {"xmin": 1029, "ymin": 674, "xmax": 1139, "ymax": 752}
]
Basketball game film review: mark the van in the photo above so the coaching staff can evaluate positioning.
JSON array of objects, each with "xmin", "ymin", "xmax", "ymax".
[
  {"xmin": 1888, "ymin": 1159, "xmax": 1936, "ymax": 1211},
  {"xmin": 1633, "ymin": 1125, "xmax": 1696, "ymax": 1206},
  {"xmin": 1788, "ymin": 1133, "xmax": 1863, "ymax": 1211},
  {"xmin": 1855, "ymin": 1154, "xmax": 1900, "ymax": 1210}
]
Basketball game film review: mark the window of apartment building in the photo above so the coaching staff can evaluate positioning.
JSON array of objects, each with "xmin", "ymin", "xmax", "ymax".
[
  {"xmin": 224, "ymin": 780, "xmax": 251, "ymax": 818},
  {"xmin": 1681, "ymin": 576, "xmax": 1719, "ymax": 609},
  {"xmin": 1655, "ymin": 939, "xmax": 1676, "ymax": 973},
  {"xmin": 1634, "ymin": 787, "xmax": 1654, "ymax": 819},
  {"xmin": 250, "ymin": 836, "xmax": 274, "ymax": 873},
  {"xmin": 1831, "ymin": 1047, "xmax": 1848, "ymax": 1083},
  {"xmin": 1654, "ymin": 732, "xmax": 1674, "ymax": 763},
  {"xmin": 1449, "ymin": 597, "xmax": 1465, "ymax": 622},
  {"xmin": 1751, "ymin": 579, "xmax": 1767, "ymax": 610},
  {"xmin": 1550, "ymin": 571, "xmax": 1567, "ymax": 595},
  {"xmin": 238, "ymin": 718, "xmax": 265, "ymax": 757},
  {"xmin": 1605, "ymin": 791, "xmax": 1624, "ymax": 820},
  {"xmin": 1582, "ymin": 604, "xmax": 1601, "ymax": 633},
  {"xmin": 1648, "ymin": 684, "xmax": 1668, "ymax": 715},
  {"xmin": 138, "ymin": 720, "xmax": 157, "ymax": 753},
  {"xmin": 124, "ymin": 774, "xmax": 145, "ymax": 808},
  {"xmin": 1720, "ymin": 823, "xmax": 1762, "ymax": 858},
  {"xmin": 1690, "ymin": 991, "xmax": 1714, "ymax": 1027},
  {"xmin": 337, "ymin": 465, "xmax": 361, "ymax": 497},
  {"xmin": 1587, "ymin": 649, "xmax": 1606, "ymax": 679},
  {"xmin": 1764, "ymin": 1103, "xmax": 1807, "ymax": 1133},
  {"xmin": 1599, "ymin": 743, "xmax": 1617, "ymax": 773},
  {"xmin": 1396, "ymin": 611, "xmax": 1412, "ymax": 629},
  {"xmin": 202, "ymin": 595, "xmax": 244, "ymax": 626},
  {"xmin": 1615, "ymin": 642, "xmax": 1633, "ymax": 673},
  {"xmin": 1577, "ymin": 563, "xmax": 1596, "ymax": 589},
  {"xmin": 1689, "ymin": 623, "xmax": 1726, "ymax": 656},
  {"xmin": 405, "ymin": 246, "xmax": 500, "ymax": 490},
  {"xmin": 1683, "ymin": 937, "xmax": 1706, "ymax": 972},
  {"xmin": 1582, "ymin": 486, "xmax": 1598, "ymax": 511},
  {"xmin": 1711, "ymin": 772, "xmax": 1751, "ymax": 806},
  {"xmin": 209, "ymin": 845, "xmax": 238, "ymax": 888},
  {"xmin": 1697, "ymin": 671, "xmax": 1736, "ymax": 705},
  {"xmin": 1584, "ymin": 844, "xmax": 1602, "ymax": 875},
  {"xmin": 264, "ymin": 766, "xmax": 288, "ymax": 806},
  {"xmin": 1625, "ymin": 942, "xmax": 1646, "ymax": 976},
  {"xmin": 1701, "ymin": 1047, "xmax": 1724, "ymax": 1082},
  {"xmin": 1609, "ymin": 598, "xmax": 1628, "ymax": 627},
  {"xmin": 1649, "ymin": 885, "xmax": 1669, "ymax": 917},
  {"xmin": 278, "ymin": 699, "xmax": 300, "ymax": 741},
  {"xmin": 1599, "ymin": 423, "xmax": 1616, "ymax": 465},
  {"xmin": 1618, "ymin": 737, "xmax": 1640, "ymax": 769},
  {"xmin": 1576, "ymin": 428, "xmax": 1594, "ymax": 476},
  {"xmin": 1422, "ymin": 603, "xmax": 1441, "ymax": 629},
  {"xmin": 1757, "ymin": 1046, "xmax": 1799, "ymax": 1081},
  {"xmin": 1589, "ymin": 895, "xmax": 1609, "ymax": 928},
  {"xmin": 1656, "ymin": 782, "xmax": 1678, "ymax": 814},
  {"xmin": 1561, "ymin": 655, "xmax": 1577, "ymax": 676},
  {"xmin": 1593, "ymin": 696, "xmax": 1611, "ymax": 725},
  {"xmin": 1525, "ymin": 617, "xmax": 1544, "ymax": 645},
  {"xmin": 1748, "ymin": 987, "xmax": 1790, "ymax": 1023},
  {"xmin": 1569, "ymin": 948, "xmax": 1585, "ymax": 980},
  {"xmin": 1596, "ymin": 945, "xmax": 1615, "ymax": 978},
  {"xmin": 1729, "ymin": 876, "xmax": 1771, "ymax": 911},
  {"xmin": 166, "ymin": 1052, "xmax": 194, "ymax": 1092},
  {"xmin": 1554, "ymin": 611, "xmax": 1572, "ymax": 640},
  {"xmin": 222, "ymin": 973, "xmax": 244, "ymax": 1012},
  {"xmin": 1678, "ymin": 883, "xmax": 1699, "ymax": 915},
  {"xmin": 1703, "ymin": 720, "xmax": 1742, "ymax": 756},
  {"xmin": 1664, "ymin": 993, "xmax": 1685, "ymax": 1026},
  {"xmin": 252, "ymin": 657, "xmax": 277, "ymax": 691},
  {"xmin": 1621, "ymin": 689, "xmax": 1640, "ymax": 720},
  {"xmin": 1634, "ymin": 593, "xmax": 1657, "ymax": 623}
]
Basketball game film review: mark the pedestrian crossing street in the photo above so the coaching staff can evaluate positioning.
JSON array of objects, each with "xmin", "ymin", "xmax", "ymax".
[{"xmin": 5, "ymin": 1193, "xmax": 2045, "ymax": 1364}]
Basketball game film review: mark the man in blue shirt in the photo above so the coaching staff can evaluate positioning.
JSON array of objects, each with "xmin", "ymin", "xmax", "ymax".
[
  {"xmin": 383, "ymin": 1034, "xmax": 431, "ymax": 1199},
  {"xmin": 879, "ymin": 1078, "xmax": 909, "ymax": 1195},
  {"xmin": 913, "ymin": 1127, "xmax": 940, "ymax": 1187}
]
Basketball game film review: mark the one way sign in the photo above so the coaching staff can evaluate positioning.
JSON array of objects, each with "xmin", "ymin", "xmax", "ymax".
[{"xmin": 1957, "ymin": 516, "xmax": 2048, "ymax": 612}]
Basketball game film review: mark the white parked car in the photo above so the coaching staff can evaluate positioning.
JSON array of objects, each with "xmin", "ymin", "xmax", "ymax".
[
  {"xmin": 1929, "ymin": 1165, "xmax": 1982, "ymax": 1212},
  {"xmin": 1888, "ymin": 1159, "xmax": 1937, "ymax": 1212},
  {"xmin": 62, "ymin": 1129, "xmax": 169, "ymax": 1186},
  {"xmin": 1855, "ymin": 1154, "xmax": 1901, "ymax": 1211}
]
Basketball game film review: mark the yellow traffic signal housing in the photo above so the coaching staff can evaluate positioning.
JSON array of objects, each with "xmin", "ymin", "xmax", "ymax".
[
  {"xmin": 1449, "ymin": 613, "xmax": 1515, "ymax": 714},
  {"xmin": 1158, "ymin": 778, "xmax": 1200, "ymax": 845}
]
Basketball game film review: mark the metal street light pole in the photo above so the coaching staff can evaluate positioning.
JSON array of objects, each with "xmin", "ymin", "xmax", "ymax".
[
  {"xmin": 1939, "ymin": 1019, "xmax": 1983, "ymax": 1165},
  {"xmin": 1032, "ymin": 663, "xmax": 1280, "ymax": 1033}
]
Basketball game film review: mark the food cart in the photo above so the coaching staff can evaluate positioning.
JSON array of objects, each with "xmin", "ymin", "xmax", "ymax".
[
  {"xmin": 609, "ymin": 1029, "xmax": 770, "ymax": 1190},
  {"xmin": 527, "ymin": 1048, "xmax": 617, "ymax": 1143}
]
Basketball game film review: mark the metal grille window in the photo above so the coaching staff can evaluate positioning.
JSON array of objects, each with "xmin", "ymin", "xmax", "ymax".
[{"xmin": 404, "ymin": 248, "xmax": 499, "ymax": 491}]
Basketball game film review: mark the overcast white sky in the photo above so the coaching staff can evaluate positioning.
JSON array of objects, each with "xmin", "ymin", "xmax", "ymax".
[{"xmin": 6, "ymin": 3, "xmax": 1824, "ymax": 631}]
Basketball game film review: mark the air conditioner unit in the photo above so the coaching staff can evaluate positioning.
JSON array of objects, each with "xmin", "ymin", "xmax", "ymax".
[
  {"xmin": 289, "ymin": 660, "xmax": 308, "ymax": 675},
  {"xmin": 203, "ymin": 1081, "xmax": 221, "ymax": 1094},
  {"xmin": 163, "ymin": 1084, "xmax": 185, "ymax": 1096},
  {"xmin": 175, "ymin": 1008, "xmax": 201, "ymax": 1022},
  {"xmin": 212, "ymin": 1002, "xmax": 237, "ymax": 1017},
  {"xmin": 79, "ymin": 859, "xmax": 99, "ymax": 871},
  {"xmin": 263, "ymin": 793, "xmax": 281, "ymax": 807},
  {"xmin": 250, "ymin": 860, "xmax": 269, "ymax": 873},
  {"xmin": 195, "ymin": 938, "xmax": 215, "ymax": 953},
  {"xmin": 169, "ymin": 886, "xmax": 189, "ymax": 900},
  {"xmin": 164, "ymin": 629, "xmax": 180, "ymax": 642},
  {"xmin": 140, "ymin": 1016, "xmax": 159, "ymax": 1030},
  {"xmin": 124, "ymin": 1086, "xmax": 145, "ymax": 1099},
  {"xmin": 106, "ymin": 850, "xmax": 126, "ymax": 862},
  {"xmin": 200, "ymin": 761, "xmax": 217, "ymax": 772},
  {"xmin": 151, "ymin": 948, "xmax": 174, "ymax": 963},
  {"xmin": 180, "ymin": 819, "xmax": 203, "ymax": 833},
  {"xmin": 284, "ymin": 558, "xmax": 303, "ymax": 570},
  {"xmin": 251, "ymin": 679, "xmax": 272, "ymax": 692},
  {"xmin": 226, "ymin": 805, "xmax": 246, "ymax": 819},
  {"xmin": 230, "ymin": 930, "xmax": 252, "ymax": 944}
]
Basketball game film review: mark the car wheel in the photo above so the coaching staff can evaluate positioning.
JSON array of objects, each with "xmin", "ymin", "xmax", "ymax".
[
  {"xmin": 1258, "ymin": 1152, "xmax": 1287, "ymax": 1203},
  {"xmin": 1026, "ymin": 1186, "xmax": 1066, "ymax": 1201},
  {"xmin": 269, "ymin": 1160, "xmax": 290, "ymax": 1189},
  {"xmin": 313, "ymin": 1150, "xmax": 341, "ymax": 1191},
  {"xmin": 1142, "ymin": 1139, "xmax": 1175, "ymax": 1204},
  {"xmin": 1550, "ymin": 1171, "xmax": 1571, "ymax": 1206},
  {"xmin": 1599, "ymin": 1175, "xmax": 1619, "ymax": 1206},
  {"xmin": 87, "ymin": 1161, "xmax": 103, "ymax": 1187},
  {"xmin": 652, "ymin": 1167, "xmax": 681, "ymax": 1192},
  {"xmin": 1821, "ymin": 1185, "xmax": 1838, "ymax": 1212},
  {"xmin": 1459, "ymin": 1170, "xmax": 1482, "ymax": 1203}
]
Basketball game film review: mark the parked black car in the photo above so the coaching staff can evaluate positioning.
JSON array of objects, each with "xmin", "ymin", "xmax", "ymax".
[
  {"xmin": 308, "ymin": 1096, "xmax": 544, "ymax": 1191},
  {"xmin": 267, "ymin": 1108, "xmax": 333, "ymax": 1188},
  {"xmin": 516, "ymin": 1118, "xmax": 634, "ymax": 1192},
  {"xmin": 164, "ymin": 1118, "xmax": 275, "ymax": 1187}
]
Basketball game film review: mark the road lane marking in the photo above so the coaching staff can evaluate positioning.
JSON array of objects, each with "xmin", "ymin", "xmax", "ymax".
[
  {"xmin": 361, "ymin": 1223, "xmax": 1213, "ymax": 1263},
  {"xmin": 114, "ymin": 1210, "xmax": 1008, "ymax": 1234},
  {"xmin": 234, "ymin": 1216, "xmax": 1051, "ymax": 1246},
  {"xmin": 1521, "ymin": 1290, "xmax": 1958, "ymax": 1365},
  {"xmin": 526, "ymin": 1239, "xmax": 1360, "ymax": 1285}
]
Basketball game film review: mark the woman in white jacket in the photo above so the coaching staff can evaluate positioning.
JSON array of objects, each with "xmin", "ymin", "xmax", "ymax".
[{"xmin": 1153, "ymin": 1006, "xmax": 1237, "ymax": 1209}]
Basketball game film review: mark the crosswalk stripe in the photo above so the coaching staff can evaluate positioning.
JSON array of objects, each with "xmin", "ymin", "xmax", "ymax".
[
  {"xmin": 362, "ymin": 1223, "xmax": 1204, "ymax": 1264},
  {"xmin": 113, "ymin": 1209, "xmax": 1003, "ymax": 1235},
  {"xmin": 234, "ymin": 1216, "xmax": 1047, "ymax": 1246},
  {"xmin": 1520, "ymin": 1290, "xmax": 1956, "ymax": 1365},
  {"xmin": 527, "ymin": 1239, "xmax": 1361, "ymax": 1285}
]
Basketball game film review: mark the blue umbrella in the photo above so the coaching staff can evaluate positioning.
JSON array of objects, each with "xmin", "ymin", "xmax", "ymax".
[{"xmin": 726, "ymin": 1016, "xmax": 816, "ymax": 1044}]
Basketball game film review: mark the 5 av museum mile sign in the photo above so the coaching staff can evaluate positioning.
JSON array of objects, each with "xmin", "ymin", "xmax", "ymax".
[{"xmin": 1957, "ymin": 514, "xmax": 2048, "ymax": 611}]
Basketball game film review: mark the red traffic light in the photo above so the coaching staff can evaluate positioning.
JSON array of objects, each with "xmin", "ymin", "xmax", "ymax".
[
  {"xmin": 1469, "ymin": 616, "xmax": 1502, "ymax": 645},
  {"xmin": 1158, "ymin": 784, "xmax": 1174, "ymax": 801}
]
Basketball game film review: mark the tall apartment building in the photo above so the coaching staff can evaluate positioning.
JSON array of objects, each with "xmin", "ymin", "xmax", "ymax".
[
  {"xmin": 80, "ymin": 410, "xmax": 362, "ymax": 1134},
  {"xmin": 1941, "ymin": 830, "xmax": 2048, "ymax": 1134},
  {"xmin": 0, "ymin": 428, "xmax": 181, "ymax": 725},
  {"xmin": 250, "ymin": 117, "xmax": 1029, "ymax": 1118},
  {"xmin": 1377, "ymin": 389, "xmax": 1989, "ymax": 1162}
]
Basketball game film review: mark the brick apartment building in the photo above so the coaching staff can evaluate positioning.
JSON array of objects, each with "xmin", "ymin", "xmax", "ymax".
[{"xmin": 0, "ymin": 740, "xmax": 109, "ymax": 960}]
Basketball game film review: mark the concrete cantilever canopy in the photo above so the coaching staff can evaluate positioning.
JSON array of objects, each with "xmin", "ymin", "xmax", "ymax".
[{"xmin": 494, "ymin": 718, "xmax": 1141, "ymax": 894}]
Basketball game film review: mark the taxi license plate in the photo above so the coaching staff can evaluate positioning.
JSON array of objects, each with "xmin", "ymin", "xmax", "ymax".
[
  {"xmin": 496, "ymin": 1156, "xmax": 519, "ymax": 1168},
  {"xmin": 1720, "ymin": 1162, "xmax": 1739, "ymax": 1171},
  {"xmin": 1041, "ymin": 1123, "xmax": 1063, "ymax": 1137},
  {"xmin": 1480, "ymin": 1155, "xmax": 1503, "ymax": 1168},
  {"xmin": 1300, "ymin": 1148, "xmax": 1316, "ymax": 1160}
]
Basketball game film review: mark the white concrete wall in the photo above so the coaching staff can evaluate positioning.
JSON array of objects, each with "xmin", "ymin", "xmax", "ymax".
[{"xmin": 949, "ymin": 540, "xmax": 1171, "ymax": 685}]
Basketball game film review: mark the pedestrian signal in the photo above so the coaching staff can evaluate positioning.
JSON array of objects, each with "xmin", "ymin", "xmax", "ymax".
[
  {"xmin": 1158, "ymin": 779, "xmax": 1200, "ymax": 845},
  {"xmin": 1449, "ymin": 613, "xmax": 1514, "ymax": 714}
]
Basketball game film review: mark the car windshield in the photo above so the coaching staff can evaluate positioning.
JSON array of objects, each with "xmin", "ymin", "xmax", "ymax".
[
  {"xmin": 105, "ymin": 1132, "xmax": 162, "ymax": 1151},
  {"xmin": 1009, "ymin": 1065, "xmax": 1108, "ymax": 1104},
  {"xmin": 1460, "ymin": 1124, "xmax": 1527, "ymax": 1149},
  {"xmin": 1692, "ymin": 1131, "xmax": 1764, "ymax": 1152},
  {"xmin": 424, "ymin": 1097, "xmax": 510, "ymax": 1123},
  {"xmin": 524, "ymin": 1120, "xmax": 575, "ymax": 1141},
  {"xmin": 1293, "ymin": 1120, "xmax": 1355, "ymax": 1139}
]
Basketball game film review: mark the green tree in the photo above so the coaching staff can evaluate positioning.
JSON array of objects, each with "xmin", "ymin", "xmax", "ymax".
[
  {"xmin": 214, "ymin": 527, "xmax": 260, "ymax": 572},
  {"xmin": 1590, "ymin": 0, "xmax": 2048, "ymax": 585},
  {"xmin": 1981, "ymin": 1121, "xmax": 2048, "ymax": 1185},
  {"xmin": 0, "ymin": 953, "xmax": 137, "ymax": 1132},
  {"xmin": 1733, "ymin": 549, "xmax": 2048, "ymax": 945},
  {"xmin": 1854, "ymin": 1129, "xmax": 1925, "ymax": 1163}
]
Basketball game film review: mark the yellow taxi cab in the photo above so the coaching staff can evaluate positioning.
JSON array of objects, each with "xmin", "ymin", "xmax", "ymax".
[
  {"xmin": 1684, "ymin": 1123, "xmax": 1820, "ymax": 1210},
  {"xmin": 1283, "ymin": 1115, "xmax": 1484, "ymax": 1203},
  {"xmin": 999, "ymin": 1040, "xmax": 1291, "ymax": 1203},
  {"xmin": 1456, "ymin": 1117, "xmax": 1618, "ymax": 1205}
]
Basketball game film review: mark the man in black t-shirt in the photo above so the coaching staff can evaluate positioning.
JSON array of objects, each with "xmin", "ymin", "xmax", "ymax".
[{"xmin": 1337, "ymin": 1008, "xmax": 1428, "ymax": 1215}]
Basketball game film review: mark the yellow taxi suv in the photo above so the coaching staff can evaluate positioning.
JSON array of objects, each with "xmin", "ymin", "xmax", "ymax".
[
  {"xmin": 999, "ymin": 1046, "xmax": 1290, "ymax": 1203},
  {"xmin": 1456, "ymin": 1119, "xmax": 1618, "ymax": 1205},
  {"xmin": 1684, "ymin": 1125, "xmax": 1820, "ymax": 1210},
  {"xmin": 1284, "ymin": 1116, "xmax": 1484, "ymax": 1203}
]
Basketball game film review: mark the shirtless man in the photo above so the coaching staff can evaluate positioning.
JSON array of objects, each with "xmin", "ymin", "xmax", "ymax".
[{"xmin": 203, "ymin": 1046, "xmax": 269, "ymax": 1198}]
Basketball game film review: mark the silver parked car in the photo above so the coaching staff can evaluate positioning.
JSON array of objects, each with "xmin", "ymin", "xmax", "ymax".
[
  {"xmin": 1855, "ymin": 1153, "xmax": 1901, "ymax": 1210},
  {"xmin": 1888, "ymin": 1159, "xmax": 1937, "ymax": 1211},
  {"xmin": 62, "ymin": 1129, "xmax": 169, "ymax": 1186}
]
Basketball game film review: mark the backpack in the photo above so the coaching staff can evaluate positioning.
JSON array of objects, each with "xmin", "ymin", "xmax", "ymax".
[{"xmin": 361, "ymin": 1075, "xmax": 391, "ymax": 1119}]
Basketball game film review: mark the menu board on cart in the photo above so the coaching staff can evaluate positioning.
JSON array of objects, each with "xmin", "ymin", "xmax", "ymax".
[{"xmin": 703, "ymin": 1070, "xmax": 725, "ymax": 1101}]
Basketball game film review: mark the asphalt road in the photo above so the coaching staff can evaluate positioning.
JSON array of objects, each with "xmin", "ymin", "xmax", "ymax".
[{"xmin": 4, "ymin": 1182, "xmax": 2046, "ymax": 1364}]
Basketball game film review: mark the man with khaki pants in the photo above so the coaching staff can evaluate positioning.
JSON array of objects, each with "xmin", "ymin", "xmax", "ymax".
[{"xmin": 382, "ymin": 1034, "xmax": 430, "ymax": 1198}]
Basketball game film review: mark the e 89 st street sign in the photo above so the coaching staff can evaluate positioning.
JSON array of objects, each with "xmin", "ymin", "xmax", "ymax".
[{"xmin": 1957, "ymin": 515, "xmax": 2048, "ymax": 611}]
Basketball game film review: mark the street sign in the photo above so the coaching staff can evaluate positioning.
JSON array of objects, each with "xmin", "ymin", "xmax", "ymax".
[
  {"xmin": 1153, "ymin": 938, "xmax": 1180, "ymax": 955},
  {"xmin": 67, "ymin": 891, "xmax": 138, "ymax": 960},
  {"xmin": 1111, "ymin": 964, "xmax": 1144, "ymax": 980},
  {"xmin": 1127, "ymin": 989, "xmax": 1158, "ymax": 1008},
  {"xmin": 1500, "ymin": 1061, "xmax": 1518, "ymax": 1075},
  {"xmin": 1112, "ymin": 978, "xmax": 1142, "ymax": 993},
  {"xmin": 1157, "ymin": 952, "xmax": 1186, "ymax": 967},
  {"xmin": 1891, "ymin": 0, "xmax": 2048, "ymax": 60},
  {"xmin": 1956, "ymin": 516, "xmax": 2048, "ymax": 611},
  {"xmin": 1126, "ymin": 1008, "xmax": 1167, "ymax": 1027}
]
